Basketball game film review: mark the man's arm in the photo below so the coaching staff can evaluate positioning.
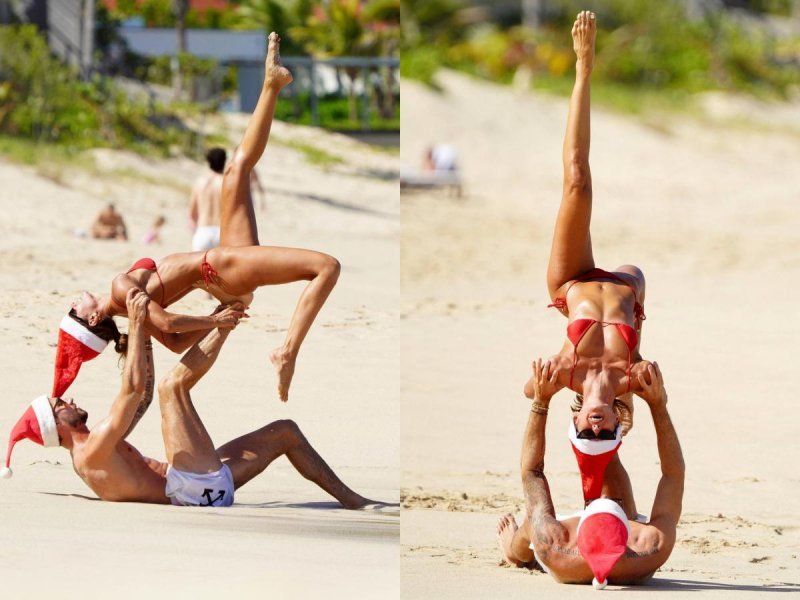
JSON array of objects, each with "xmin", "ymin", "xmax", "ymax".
[
  {"xmin": 188, "ymin": 182, "xmax": 199, "ymax": 230},
  {"xmin": 636, "ymin": 363, "xmax": 685, "ymax": 530},
  {"xmin": 87, "ymin": 289, "xmax": 150, "ymax": 455},
  {"xmin": 122, "ymin": 339, "xmax": 155, "ymax": 439},
  {"xmin": 521, "ymin": 359, "xmax": 565, "ymax": 544},
  {"xmin": 116, "ymin": 216, "xmax": 128, "ymax": 240}
]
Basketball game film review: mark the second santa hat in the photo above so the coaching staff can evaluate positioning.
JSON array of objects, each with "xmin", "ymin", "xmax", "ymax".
[{"xmin": 52, "ymin": 313, "xmax": 110, "ymax": 398}]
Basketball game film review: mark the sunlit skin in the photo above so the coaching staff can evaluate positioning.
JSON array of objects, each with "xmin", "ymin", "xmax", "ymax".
[
  {"xmin": 500, "ymin": 353, "xmax": 685, "ymax": 585},
  {"xmin": 68, "ymin": 33, "xmax": 337, "ymax": 403},
  {"xmin": 55, "ymin": 288, "xmax": 382, "ymax": 509},
  {"xmin": 524, "ymin": 10, "xmax": 653, "ymax": 433}
]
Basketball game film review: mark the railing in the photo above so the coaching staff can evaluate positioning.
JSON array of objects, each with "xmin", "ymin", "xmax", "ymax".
[{"xmin": 238, "ymin": 55, "xmax": 399, "ymax": 129}]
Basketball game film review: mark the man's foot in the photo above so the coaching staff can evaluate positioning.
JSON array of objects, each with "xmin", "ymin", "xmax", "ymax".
[
  {"xmin": 572, "ymin": 11, "xmax": 596, "ymax": 74},
  {"xmin": 265, "ymin": 32, "xmax": 293, "ymax": 89},
  {"xmin": 342, "ymin": 495, "xmax": 389, "ymax": 510},
  {"xmin": 269, "ymin": 347, "xmax": 295, "ymax": 402},
  {"xmin": 497, "ymin": 513, "xmax": 526, "ymax": 567}
]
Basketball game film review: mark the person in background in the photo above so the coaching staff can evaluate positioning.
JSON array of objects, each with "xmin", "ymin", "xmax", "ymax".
[{"xmin": 90, "ymin": 203, "xmax": 128, "ymax": 241}]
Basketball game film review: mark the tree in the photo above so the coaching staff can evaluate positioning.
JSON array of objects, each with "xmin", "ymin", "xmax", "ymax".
[
  {"xmin": 292, "ymin": 0, "xmax": 390, "ymax": 122},
  {"xmin": 173, "ymin": 0, "xmax": 189, "ymax": 99}
]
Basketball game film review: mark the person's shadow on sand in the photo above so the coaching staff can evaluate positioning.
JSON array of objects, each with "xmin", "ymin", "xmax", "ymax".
[
  {"xmin": 39, "ymin": 493, "xmax": 400, "ymax": 515},
  {"xmin": 635, "ymin": 579, "xmax": 800, "ymax": 593}
]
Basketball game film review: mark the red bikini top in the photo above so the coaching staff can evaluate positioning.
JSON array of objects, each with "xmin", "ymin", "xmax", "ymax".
[
  {"xmin": 112, "ymin": 258, "xmax": 165, "ymax": 310},
  {"xmin": 549, "ymin": 268, "xmax": 646, "ymax": 392}
]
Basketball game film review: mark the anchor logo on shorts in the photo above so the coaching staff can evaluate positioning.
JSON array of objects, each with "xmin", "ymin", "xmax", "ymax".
[{"xmin": 200, "ymin": 488, "xmax": 225, "ymax": 506}]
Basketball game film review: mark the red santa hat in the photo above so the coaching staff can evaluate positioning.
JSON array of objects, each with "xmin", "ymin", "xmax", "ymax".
[
  {"xmin": 52, "ymin": 313, "xmax": 109, "ymax": 398},
  {"xmin": 1, "ymin": 395, "xmax": 60, "ymax": 479},
  {"xmin": 568, "ymin": 422, "xmax": 623, "ymax": 502},
  {"xmin": 577, "ymin": 498, "xmax": 631, "ymax": 589}
]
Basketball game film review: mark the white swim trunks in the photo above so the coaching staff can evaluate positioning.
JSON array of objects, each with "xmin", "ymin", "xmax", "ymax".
[
  {"xmin": 165, "ymin": 463, "xmax": 234, "ymax": 507},
  {"xmin": 191, "ymin": 225, "xmax": 220, "ymax": 252}
]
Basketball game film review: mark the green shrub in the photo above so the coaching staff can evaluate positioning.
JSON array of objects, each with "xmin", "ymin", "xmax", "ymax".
[{"xmin": 0, "ymin": 25, "xmax": 195, "ymax": 154}]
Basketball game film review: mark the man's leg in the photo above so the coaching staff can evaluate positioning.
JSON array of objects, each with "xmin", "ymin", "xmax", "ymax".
[
  {"xmin": 216, "ymin": 419, "xmax": 377, "ymax": 510},
  {"xmin": 497, "ymin": 513, "xmax": 539, "ymax": 567},
  {"xmin": 159, "ymin": 328, "xmax": 233, "ymax": 474}
]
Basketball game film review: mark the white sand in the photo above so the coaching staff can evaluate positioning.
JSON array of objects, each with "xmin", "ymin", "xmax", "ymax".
[
  {"xmin": 401, "ymin": 70, "xmax": 800, "ymax": 597},
  {"xmin": 0, "ymin": 119, "xmax": 399, "ymax": 598}
]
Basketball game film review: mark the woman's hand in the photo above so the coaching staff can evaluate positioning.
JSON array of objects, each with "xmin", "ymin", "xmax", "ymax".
[
  {"xmin": 212, "ymin": 303, "xmax": 248, "ymax": 329},
  {"xmin": 636, "ymin": 361, "xmax": 668, "ymax": 408},
  {"xmin": 524, "ymin": 357, "xmax": 564, "ymax": 403},
  {"xmin": 126, "ymin": 288, "xmax": 149, "ymax": 329}
]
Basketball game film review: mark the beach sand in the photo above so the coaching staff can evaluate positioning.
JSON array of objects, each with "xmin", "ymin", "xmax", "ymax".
[
  {"xmin": 0, "ymin": 119, "xmax": 399, "ymax": 598},
  {"xmin": 401, "ymin": 70, "xmax": 800, "ymax": 598}
]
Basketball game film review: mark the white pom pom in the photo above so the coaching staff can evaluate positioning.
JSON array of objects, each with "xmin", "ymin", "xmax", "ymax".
[
  {"xmin": 592, "ymin": 578, "xmax": 607, "ymax": 590},
  {"xmin": 0, "ymin": 467, "xmax": 12, "ymax": 479}
]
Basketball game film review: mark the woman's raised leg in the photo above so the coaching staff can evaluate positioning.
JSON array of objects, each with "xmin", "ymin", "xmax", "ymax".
[
  {"xmin": 220, "ymin": 32, "xmax": 293, "ymax": 247},
  {"xmin": 547, "ymin": 11, "xmax": 597, "ymax": 299},
  {"xmin": 219, "ymin": 245, "xmax": 341, "ymax": 402}
]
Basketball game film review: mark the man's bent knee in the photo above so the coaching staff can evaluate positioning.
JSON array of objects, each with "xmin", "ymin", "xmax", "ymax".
[
  {"xmin": 265, "ymin": 419, "xmax": 305, "ymax": 443},
  {"xmin": 158, "ymin": 373, "xmax": 186, "ymax": 405}
]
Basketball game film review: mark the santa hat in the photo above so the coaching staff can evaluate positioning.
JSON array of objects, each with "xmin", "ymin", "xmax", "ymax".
[
  {"xmin": 1, "ymin": 395, "xmax": 60, "ymax": 479},
  {"xmin": 568, "ymin": 422, "xmax": 623, "ymax": 502},
  {"xmin": 52, "ymin": 313, "xmax": 109, "ymax": 398},
  {"xmin": 577, "ymin": 498, "xmax": 631, "ymax": 589}
]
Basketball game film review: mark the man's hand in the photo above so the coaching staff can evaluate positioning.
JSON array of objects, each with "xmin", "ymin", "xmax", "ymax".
[
  {"xmin": 524, "ymin": 357, "xmax": 563, "ymax": 403},
  {"xmin": 126, "ymin": 288, "xmax": 149, "ymax": 329},
  {"xmin": 636, "ymin": 361, "xmax": 668, "ymax": 408},
  {"xmin": 212, "ymin": 303, "xmax": 247, "ymax": 329}
]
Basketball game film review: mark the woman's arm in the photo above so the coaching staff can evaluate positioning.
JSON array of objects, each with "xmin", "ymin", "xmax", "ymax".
[
  {"xmin": 111, "ymin": 276, "xmax": 243, "ymax": 351},
  {"xmin": 145, "ymin": 322, "xmax": 211, "ymax": 353},
  {"xmin": 144, "ymin": 299, "xmax": 241, "ymax": 334}
]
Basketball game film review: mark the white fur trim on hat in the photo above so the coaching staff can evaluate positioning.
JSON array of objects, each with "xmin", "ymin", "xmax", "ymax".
[
  {"xmin": 60, "ymin": 314, "xmax": 109, "ymax": 354},
  {"xmin": 577, "ymin": 498, "xmax": 631, "ymax": 536},
  {"xmin": 568, "ymin": 422, "xmax": 622, "ymax": 456},
  {"xmin": 31, "ymin": 395, "xmax": 59, "ymax": 448}
]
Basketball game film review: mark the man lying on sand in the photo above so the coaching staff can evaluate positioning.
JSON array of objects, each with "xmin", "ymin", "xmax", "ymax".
[
  {"xmin": 2, "ymin": 288, "xmax": 379, "ymax": 509},
  {"xmin": 497, "ymin": 359, "xmax": 685, "ymax": 587}
]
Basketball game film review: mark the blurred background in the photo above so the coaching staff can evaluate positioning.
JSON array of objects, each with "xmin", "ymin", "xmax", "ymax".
[
  {"xmin": 399, "ymin": 2, "xmax": 800, "ymax": 597},
  {"xmin": 0, "ymin": 0, "xmax": 400, "ymax": 161},
  {"xmin": 402, "ymin": 0, "xmax": 800, "ymax": 110}
]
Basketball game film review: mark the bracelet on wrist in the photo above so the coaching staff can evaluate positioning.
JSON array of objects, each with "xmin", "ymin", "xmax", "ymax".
[{"xmin": 530, "ymin": 401, "xmax": 549, "ymax": 415}]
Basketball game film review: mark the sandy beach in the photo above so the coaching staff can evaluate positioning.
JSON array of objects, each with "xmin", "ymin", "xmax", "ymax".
[
  {"xmin": 0, "ymin": 118, "xmax": 399, "ymax": 598},
  {"xmin": 401, "ymin": 70, "xmax": 800, "ymax": 597}
]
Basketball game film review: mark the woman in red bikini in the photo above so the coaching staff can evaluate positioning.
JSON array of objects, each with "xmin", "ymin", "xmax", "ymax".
[
  {"xmin": 68, "ymin": 33, "xmax": 337, "ymax": 403},
  {"xmin": 524, "ymin": 12, "xmax": 652, "ymax": 437}
]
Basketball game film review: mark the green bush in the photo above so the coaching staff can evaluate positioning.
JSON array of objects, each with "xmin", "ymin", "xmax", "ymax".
[
  {"xmin": 275, "ymin": 92, "xmax": 399, "ymax": 130},
  {"xmin": 401, "ymin": 0, "xmax": 800, "ymax": 102},
  {"xmin": 0, "ymin": 25, "xmax": 195, "ymax": 154}
]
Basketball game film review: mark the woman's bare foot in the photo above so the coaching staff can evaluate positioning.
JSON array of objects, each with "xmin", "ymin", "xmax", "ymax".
[
  {"xmin": 572, "ymin": 10, "xmax": 596, "ymax": 74},
  {"xmin": 265, "ymin": 32, "xmax": 293, "ymax": 89},
  {"xmin": 269, "ymin": 347, "xmax": 296, "ymax": 402},
  {"xmin": 497, "ymin": 513, "xmax": 525, "ymax": 567}
]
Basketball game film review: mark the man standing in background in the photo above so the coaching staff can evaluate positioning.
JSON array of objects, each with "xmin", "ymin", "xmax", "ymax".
[{"xmin": 189, "ymin": 147, "xmax": 225, "ymax": 252}]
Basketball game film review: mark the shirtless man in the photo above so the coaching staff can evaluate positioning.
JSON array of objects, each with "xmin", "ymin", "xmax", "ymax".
[
  {"xmin": 497, "ymin": 359, "xmax": 685, "ymax": 586},
  {"xmin": 2, "ymin": 288, "xmax": 378, "ymax": 509},
  {"xmin": 90, "ymin": 203, "xmax": 128, "ymax": 241},
  {"xmin": 189, "ymin": 147, "xmax": 225, "ymax": 252}
]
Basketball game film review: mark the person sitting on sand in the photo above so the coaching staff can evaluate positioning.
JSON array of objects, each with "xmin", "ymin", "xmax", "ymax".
[
  {"xmin": 90, "ymin": 203, "xmax": 128, "ymax": 241},
  {"xmin": 63, "ymin": 33, "xmax": 336, "ymax": 403},
  {"xmin": 527, "ymin": 11, "xmax": 653, "ymax": 440},
  {"xmin": 497, "ymin": 357, "xmax": 684, "ymax": 587},
  {"xmin": 1, "ymin": 288, "xmax": 379, "ymax": 509}
]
